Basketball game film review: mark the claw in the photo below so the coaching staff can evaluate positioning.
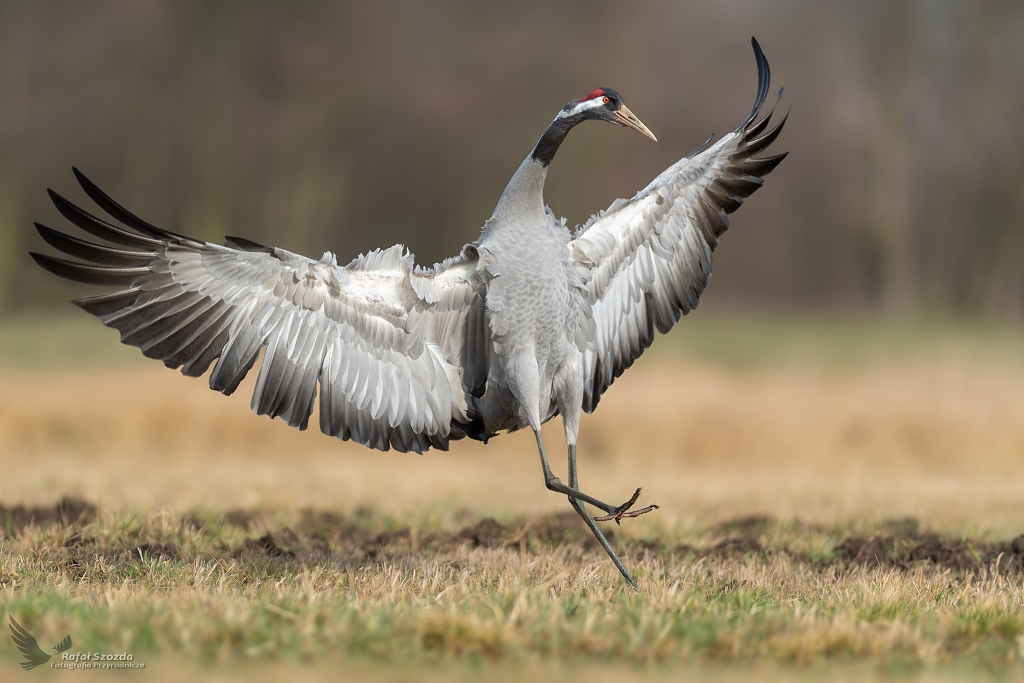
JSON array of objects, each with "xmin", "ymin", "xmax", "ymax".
[
  {"xmin": 604, "ymin": 504, "xmax": 660, "ymax": 524},
  {"xmin": 617, "ymin": 488, "xmax": 644, "ymax": 516},
  {"xmin": 593, "ymin": 488, "xmax": 659, "ymax": 524}
]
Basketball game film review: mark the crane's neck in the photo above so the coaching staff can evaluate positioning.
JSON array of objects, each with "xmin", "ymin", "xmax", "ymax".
[{"xmin": 489, "ymin": 115, "xmax": 580, "ymax": 223}]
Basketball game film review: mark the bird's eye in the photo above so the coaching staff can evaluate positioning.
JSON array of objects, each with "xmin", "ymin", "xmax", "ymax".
[{"xmin": 602, "ymin": 96, "xmax": 611, "ymax": 104}]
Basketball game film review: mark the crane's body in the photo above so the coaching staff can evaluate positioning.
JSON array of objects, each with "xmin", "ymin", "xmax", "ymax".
[
  {"xmin": 32, "ymin": 39, "xmax": 787, "ymax": 588},
  {"xmin": 480, "ymin": 158, "xmax": 584, "ymax": 437}
]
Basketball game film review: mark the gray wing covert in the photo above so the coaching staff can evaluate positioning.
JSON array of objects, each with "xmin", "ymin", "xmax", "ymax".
[
  {"xmin": 31, "ymin": 169, "xmax": 487, "ymax": 453},
  {"xmin": 569, "ymin": 38, "xmax": 787, "ymax": 412}
]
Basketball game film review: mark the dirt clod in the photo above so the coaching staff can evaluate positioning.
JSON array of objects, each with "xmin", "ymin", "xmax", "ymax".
[
  {"xmin": 0, "ymin": 496, "xmax": 96, "ymax": 535},
  {"xmin": 130, "ymin": 543, "xmax": 177, "ymax": 563},
  {"xmin": 224, "ymin": 508, "xmax": 258, "ymax": 530},
  {"xmin": 708, "ymin": 537, "xmax": 763, "ymax": 557},
  {"xmin": 529, "ymin": 511, "xmax": 610, "ymax": 549},
  {"xmin": 828, "ymin": 531, "xmax": 1024, "ymax": 574},
  {"xmin": 713, "ymin": 515, "xmax": 773, "ymax": 537},
  {"xmin": 57, "ymin": 497, "xmax": 96, "ymax": 525},
  {"xmin": 456, "ymin": 518, "xmax": 507, "ymax": 548},
  {"xmin": 180, "ymin": 513, "xmax": 204, "ymax": 531},
  {"xmin": 232, "ymin": 533, "xmax": 296, "ymax": 560},
  {"xmin": 1011, "ymin": 535, "xmax": 1024, "ymax": 555}
]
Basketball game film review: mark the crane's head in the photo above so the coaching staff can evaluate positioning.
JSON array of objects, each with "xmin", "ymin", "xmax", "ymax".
[{"xmin": 555, "ymin": 88, "xmax": 657, "ymax": 141}]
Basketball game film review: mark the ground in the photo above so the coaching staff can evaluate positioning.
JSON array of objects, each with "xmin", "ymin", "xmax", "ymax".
[{"xmin": 1, "ymin": 312, "xmax": 1023, "ymax": 682}]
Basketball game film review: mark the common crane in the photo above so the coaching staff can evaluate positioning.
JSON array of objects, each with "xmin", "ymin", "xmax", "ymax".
[{"xmin": 32, "ymin": 38, "xmax": 786, "ymax": 588}]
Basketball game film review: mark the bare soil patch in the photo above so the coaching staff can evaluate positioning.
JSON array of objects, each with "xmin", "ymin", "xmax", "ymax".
[
  {"xmin": 6, "ymin": 499, "xmax": 1024, "ymax": 576},
  {"xmin": 0, "ymin": 496, "xmax": 95, "ymax": 533}
]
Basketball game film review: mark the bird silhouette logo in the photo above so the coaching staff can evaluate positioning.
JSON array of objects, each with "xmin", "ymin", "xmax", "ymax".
[{"xmin": 8, "ymin": 617, "xmax": 72, "ymax": 670}]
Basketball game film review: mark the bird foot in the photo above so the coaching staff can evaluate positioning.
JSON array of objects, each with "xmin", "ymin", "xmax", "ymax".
[{"xmin": 592, "ymin": 487, "xmax": 659, "ymax": 525}]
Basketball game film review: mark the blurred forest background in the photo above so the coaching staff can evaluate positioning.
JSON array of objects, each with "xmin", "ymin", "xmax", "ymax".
[{"xmin": 0, "ymin": 0, "xmax": 1022, "ymax": 318}]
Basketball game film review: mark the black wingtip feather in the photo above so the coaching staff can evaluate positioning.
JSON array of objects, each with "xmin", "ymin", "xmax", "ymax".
[
  {"xmin": 34, "ymin": 222, "xmax": 155, "ymax": 266},
  {"xmin": 744, "ymin": 112, "xmax": 789, "ymax": 156},
  {"xmin": 744, "ymin": 152, "xmax": 789, "ymax": 177},
  {"xmin": 745, "ymin": 37, "xmax": 771, "ymax": 127},
  {"xmin": 744, "ymin": 110, "xmax": 773, "ymax": 139},
  {"xmin": 71, "ymin": 167, "xmax": 183, "ymax": 241},
  {"xmin": 47, "ymin": 188, "xmax": 163, "ymax": 249},
  {"xmin": 29, "ymin": 251, "xmax": 149, "ymax": 286}
]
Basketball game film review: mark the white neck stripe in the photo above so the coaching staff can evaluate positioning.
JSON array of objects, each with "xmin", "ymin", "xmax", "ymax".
[{"xmin": 555, "ymin": 97, "xmax": 606, "ymax": 120}]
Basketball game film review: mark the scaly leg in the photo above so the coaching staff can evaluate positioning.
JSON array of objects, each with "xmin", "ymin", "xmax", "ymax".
[
  {"xmin": 533, "ymin": 429, "xmax": 643, "ymax": 514},
  {"xmin": 563, "ymin": 439, "xmax": 658, "ymax": 522},
  {"xmin": 566, "ymin": 443, "xmax": 639, "ymax": 589}
]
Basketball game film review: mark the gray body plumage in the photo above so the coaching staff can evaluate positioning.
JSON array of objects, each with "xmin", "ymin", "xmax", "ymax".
[{"xmin": 477, "ymin": 157, "xmax": 590, "ymax": 438}]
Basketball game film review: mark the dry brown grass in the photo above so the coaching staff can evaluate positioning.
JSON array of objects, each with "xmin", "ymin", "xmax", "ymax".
[
  {"xmin": 2, "ymin": 319, "xmax": 1024, "ymax": 530},
  {"xmin": 1, "ymin": 314, "xmax": 1024, "ymax": 680}
]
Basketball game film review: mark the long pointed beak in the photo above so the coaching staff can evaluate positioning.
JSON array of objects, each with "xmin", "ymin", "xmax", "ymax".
[{"xmin": 613, "ymin": 104, "xmax": 657, "ymax": 141}]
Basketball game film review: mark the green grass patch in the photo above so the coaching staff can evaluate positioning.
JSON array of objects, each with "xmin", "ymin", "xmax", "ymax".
[{"xmin": 2, "ymin": 504, "xmax": 1023, "ymax": 674}]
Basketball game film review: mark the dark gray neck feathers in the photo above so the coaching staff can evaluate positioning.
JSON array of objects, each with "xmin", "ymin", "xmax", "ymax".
[{"xmin": 530, "ymin": 115, "xmax": 582, "ymax": 167}]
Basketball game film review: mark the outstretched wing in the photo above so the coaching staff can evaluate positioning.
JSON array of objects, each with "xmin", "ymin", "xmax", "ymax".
[
  {"xmin": 31, "ymin": 169, "xmax": 489, "ymax": 453},
  {"xmin": 570, "ymin": 37, "xmax": 787, "ymax": 411},
  {"xmin": 9, "ymin": 617, "xmax": 52, "ymax": 669},
  {"xmin": 53, "ymin": 634, "xmax": 73, "ymax": 653}
]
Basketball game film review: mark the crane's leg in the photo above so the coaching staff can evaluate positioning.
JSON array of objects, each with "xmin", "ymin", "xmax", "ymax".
[
  {"xmin": 516, "ymin": 356, "xmax": 654, "ymax": 587},
  {"xmin": 566, "ymin": 443, "xmax": 638, "ymax": 589},
  {"xmin": 532, "ymin": 428, "xmax": 642, "ymax": 514},
  {"xmin": 513, "ymin": 356, "xmax": 632, "ymax": 515},
  {"xmin": 532, "ymin": 429, "xmax": 657, "ymax": 589},
  {"xmin": 568, "ymin": 446, "xmax": 659, "ymax": 524}
]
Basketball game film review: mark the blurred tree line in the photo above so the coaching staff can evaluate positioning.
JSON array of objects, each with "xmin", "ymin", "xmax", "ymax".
[{"xmin": 0, "ymin": 0, "xmax": 1021, "ymax": 317}]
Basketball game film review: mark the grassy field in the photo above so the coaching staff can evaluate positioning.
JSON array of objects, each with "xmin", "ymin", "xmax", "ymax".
[{"xmin": 1, "ymin": 312, "xmax": 1024, "ymax": 681}]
